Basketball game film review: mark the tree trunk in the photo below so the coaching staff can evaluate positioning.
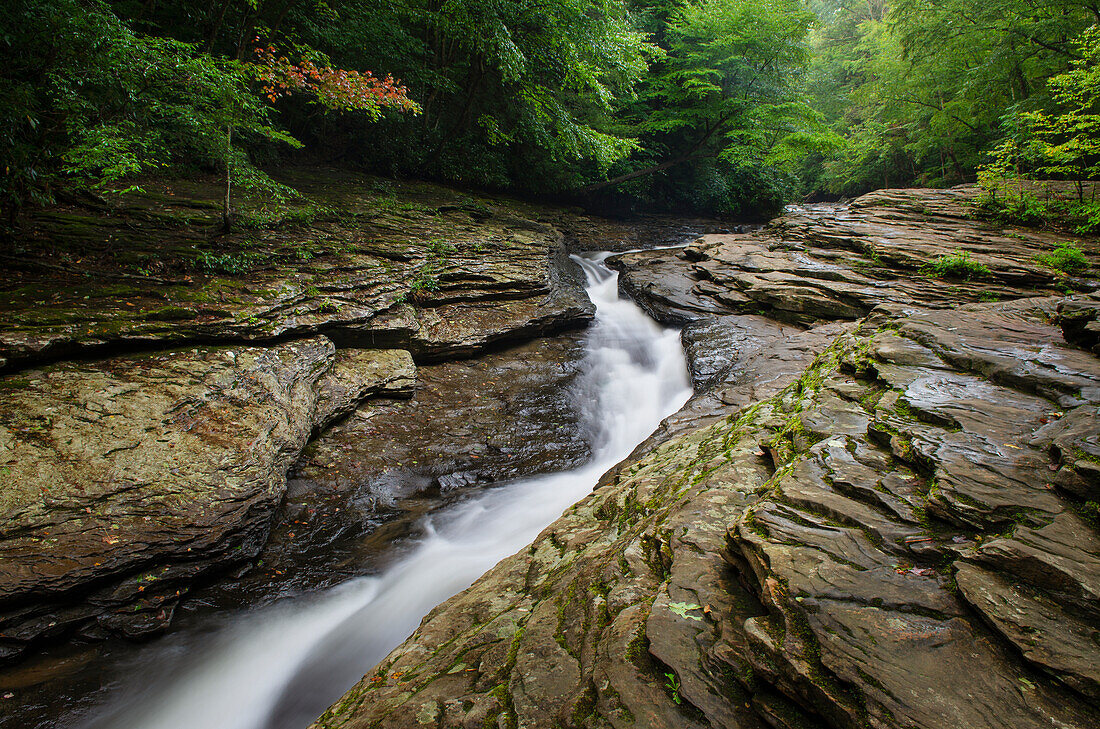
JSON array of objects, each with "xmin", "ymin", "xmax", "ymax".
[
  {"xmin": 222, "ymin": 125, "xmax": 233, "ymax": 233},
  {"xmin": 205, "ymin": 0, "xmax": 233, "ymax": 53},
  {"xmin": 427, "ymin": 66, "xmax": 484, "ymax": 170}
]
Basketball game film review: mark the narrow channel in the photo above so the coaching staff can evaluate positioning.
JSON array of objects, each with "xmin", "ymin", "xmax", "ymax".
[{"xmin": 77, "ymin": 252, "xmax": 692, "ymax": 729}]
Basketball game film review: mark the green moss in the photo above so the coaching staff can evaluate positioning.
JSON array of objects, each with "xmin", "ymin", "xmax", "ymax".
[
  {"xmin": 505, "ymin": 624, "xmax": 526, "ymax": 670},
  {"xmin": 570, "ymin": 682, "xmax": 599, "ymax": 725},
  {"xmin": 778, "ymin": 593, "xmax": 866, "ymax": 718},
  {"xmin": 1069, "ymin": 499, "xmax": 1100, "ymax": 530},
  {"xmin": 602, "ymin": 684, "xmax": 635, "ymax": 724},
  {"xmin": 554, "ymin": 582, "xmax": 578, "ymax": 657},
  {"xmin": 625, "ymin": 620, "xmax": 649, "ymax": 664},
  {"xmin": 137, "ymin": 305, "xmax": 197, "ymax": 321},
  {"xmin": 489, "ymin": 684, "xmax": 518, "ymax": 729},
  {"xmin": 1070, "ymin": 444, "xmax": 1100, "ymax": 466},
  {"xmin": 0, "ymin": 378, "xmax": 33, "ymax": 391},
  {"xmin": 742, "ymin": 509, "xmax": 770, "ymax": 539}
]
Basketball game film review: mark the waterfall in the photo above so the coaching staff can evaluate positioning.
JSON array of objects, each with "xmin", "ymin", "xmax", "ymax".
[{"xmin": 78, "ymin": 252, "xmax": 692, "ymax": 729}]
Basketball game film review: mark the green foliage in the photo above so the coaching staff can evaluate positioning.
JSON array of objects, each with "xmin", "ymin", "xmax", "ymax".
[
  {"xmin": 0, "ymin": 0, "xmax": 422, "ymax": 229},
  {"xmin": 0, "ymin": 0, "xmax": 301, "ymax": 224},
  {"xmin": 291, "ymin": 0, "xmax": 655, "ymax": 194},
  {"xmin": 921, "ymin": 250, "xmax": 992, "ymax": 280},
  {"xmin": 973, "ymin": 191, "xmax": 1054, "ymax": 227},
  {"xmin": 238, "ymin": 201, "xmax": 334, "ymax": 230},
  {"xmin": 805, "ymin": 0, "xmax": 1098, "ymax": 196},
  {"xmin": 14, "ymin": 0, "xmax": 1097, "ymax": 221},
  {"xmin": 973, "ymin": 186, "xmax": 1100, "ymax": 233},
  {"xmin": 594, "ymin": 0, "xmax": 829, "ymax": 214},
  {"xmin": 980, "ymin": 26, "xmax": 1100, "ymax": 203},
  {"xmin": 1078, "ymin": 201, "xmax": 1100, "ymax": 233},
  {"xmin": 408, "ymin": 262, "xmax": 442, "ymax": 300},
  {"xmin": 1022, "ymin": 28, "xmax": 1100, "ymax": 194},
  {"xmin": 1036, "ymin": 243, "xmax": 1089, "ymax": 273},
  {"xmin": 663, "ymin": 671, "xmax": 682, "ymax": 704},
  {"xmin": 194, "ymin": 250, "xmax": 265, "ymax": 275}
]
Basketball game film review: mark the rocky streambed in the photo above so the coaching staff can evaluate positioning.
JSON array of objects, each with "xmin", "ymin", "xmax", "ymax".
[
  {"xmin": 0, "ymin": 178, "xmax": 595, "ymax": 664},
  {"xmin": 307, "ymin": 186, "xmax": 1100, "ymax": 729},
  {"xmin": 1, "ymin": 180, "xmax": 1099, "ymax": 729},
  {"xmin": 0, "ymin": 173, "xmax": 715, "ymax": 727}
]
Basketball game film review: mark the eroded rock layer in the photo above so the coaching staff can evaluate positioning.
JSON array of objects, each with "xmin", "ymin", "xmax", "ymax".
[
  {"xmin": 311, "ymin": 300, "xmax": 1100, "ymax": 729},
  {"xmin": 240, "ymin": 333, "xmax": 592, "ymax": 595},
  {"xmin": 313, "ymin": 187, "xmax": 1100, "ymax": 729},
  {"xmin": 0, "ymin": 174, "xmax": 593, "ymax": 372},
  {"xmin": 0, "ymin": 340, "xmax": 415, "ymax": 659},
  {"xmin": 0, "ymin": 178, "xmax": 598, "ymax": 662}
]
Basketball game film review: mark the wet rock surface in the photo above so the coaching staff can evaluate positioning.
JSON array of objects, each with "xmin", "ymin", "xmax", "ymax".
[
  {"xmin": 0, "ymin": 172, "xmax": 612, "ymax": 667},
  {"xmin": 612, "ymin": 186, "xmax": 1096, "ymax": 329},
  {"xmin": 3, "ymin": 179, "xmax": 1100, "ymax": 729},
  {"xmin": 0, "ymin": 339, "xmax": 414, "ymax": 661},
  {"xmin": 311, "ymin": 302, "xmax": 1100, "ymax": 729},
  {"xmin": 312, "ymin": 187, "xmax": 1100, "ymax": 729},
  {"xmin": 227, "ymin": 333, "xmax": 592, "ymax": 599},
  {"xmin": 0, "ymin": 334, "xmax": 595, "ymax": 729},
  {"xmin": 1058, "ymin": 291, "xmax": 1100, "ymax": 354},
  {"xmin": 0, "ymin": 172, "xmax": 594, "ymax": 372}
]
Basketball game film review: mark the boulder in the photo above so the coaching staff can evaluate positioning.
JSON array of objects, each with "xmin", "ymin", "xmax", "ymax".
[{"xmin": 0, "ymin": 339, "xmax": 415, "ymax": 660}]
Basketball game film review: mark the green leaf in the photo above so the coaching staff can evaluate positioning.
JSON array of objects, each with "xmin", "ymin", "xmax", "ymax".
[{"xmin": 668, "ymin": 601, "xmax": 704, "ymax": 620}]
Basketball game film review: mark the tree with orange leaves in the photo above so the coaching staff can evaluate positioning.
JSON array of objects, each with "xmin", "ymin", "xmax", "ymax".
[
  {"xmin": 252, "ymin": 45, "xmax": 419, "ymax": 117},
  {"xmin": 208, "ymin": 43, "xmax": 420, "ymax": 231}
]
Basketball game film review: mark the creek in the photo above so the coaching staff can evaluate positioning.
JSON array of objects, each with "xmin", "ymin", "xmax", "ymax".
[{"xmin": 55, "ymin": 252, "xmax": 691, "ymax": 729}]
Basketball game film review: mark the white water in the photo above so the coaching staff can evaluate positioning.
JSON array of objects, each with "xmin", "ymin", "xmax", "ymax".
[{"xmin": 79, "ymin": 253, "xmax": 691, "ymax": 729}]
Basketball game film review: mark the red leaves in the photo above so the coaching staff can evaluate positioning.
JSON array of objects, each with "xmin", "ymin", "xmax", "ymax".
[{"xmin": 251, "ymin": 46, "xmax": 418, "ymax": 114}]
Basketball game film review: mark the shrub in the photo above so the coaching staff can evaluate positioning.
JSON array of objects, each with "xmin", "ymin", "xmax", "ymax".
[
  {"xmin": 194, "ymin": 250, "xmax": 264, "ymax": 275},
  {"xmin": 921, "ymin": 250, "xmax": 992, "ymax": 280},
  {"xmin": 1036, "ymin": 243, "xmax": 1089, "ymax": 273}
]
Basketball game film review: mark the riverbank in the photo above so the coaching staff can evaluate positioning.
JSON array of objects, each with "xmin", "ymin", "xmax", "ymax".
[
  {"xmin": 0, "ymin": 170, "xmax": 724, "ymax": 728},
  {"xmin": 2, "ymin": 177, "xmax": 1098, "ymax": 729},
  {"xmin": 1, "ymin": 169, "xmax": 726, "ymax": 667}
]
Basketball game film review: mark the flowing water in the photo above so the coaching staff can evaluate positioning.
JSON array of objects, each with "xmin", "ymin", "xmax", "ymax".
[{"xmin": 74, "ymin": 252, "xmax": 692, "ymax": 729}]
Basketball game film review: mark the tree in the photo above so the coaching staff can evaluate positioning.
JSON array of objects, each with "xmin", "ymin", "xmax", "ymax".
[
  {"xmin": 212, "ymin": 42, "xmax": 418, "ymax": 230},
  {"xmin": 584, "ymin": 0, "xmax": 827, "ymax": 215},
  {"xmin": 805, "ymin": 0, "xmax": 1099, "ymax": 195},
  {"xmin": 1020, "ymin": 26, "xmax": 1100, "ymax": 199},
  {"xmin": 0, "ymin": 1, "xmax": 417, "ymax": 231}
]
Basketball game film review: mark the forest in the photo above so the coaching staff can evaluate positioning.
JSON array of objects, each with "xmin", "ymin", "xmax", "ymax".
[
  {"xmin": 3, "ymin": 2, "xmax": 1100, "ymax": 728},
  {"xmin": 1, "ymin": 0, "xmax": 1099, "ymax": 223}
]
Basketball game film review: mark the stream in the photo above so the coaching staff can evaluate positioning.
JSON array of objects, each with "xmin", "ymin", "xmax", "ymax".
[{"xmin": 46, "ymin": 252, "xmax": 692, "ymax": 729}]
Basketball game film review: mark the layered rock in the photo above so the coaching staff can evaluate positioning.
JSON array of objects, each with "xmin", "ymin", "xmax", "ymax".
[
  {"xmin": 613, "ymin": 186, "xmax": 1089, "ymax": 330},
  {"xmin": 0, "ymin": 175, "xmax": 593, "ymax": 372},
  {"xmin": 312, "ymin": 187, "xmax": 1100, "ymax": 729},
  {"xmin": 1058, "ymin": 291, "xmax": 1100, "ymax": 354},
  {"xmin": 233, "ymin": 334, "xmax": 592, "ymax": 597},
  {"xmin": 311, "ymin": 300, "xmax": 1100, "ymax": 729},
  {"xmin": 0, "ymin": 339, "xmax": 414, "ymax": 660},
  {"xmin": 0, "ymin": 173, "xmax": 599, "ymax": 662}
]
